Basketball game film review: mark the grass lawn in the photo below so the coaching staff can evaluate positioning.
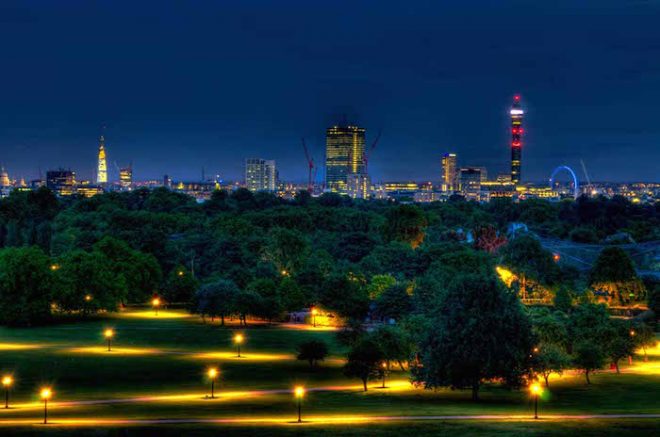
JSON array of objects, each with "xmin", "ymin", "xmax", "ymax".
[{"xmin": 0, "ymin": 308, "xmax": 658, "ymax": 435}]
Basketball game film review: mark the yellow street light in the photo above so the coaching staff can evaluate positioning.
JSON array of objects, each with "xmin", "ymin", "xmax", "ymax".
[
  {"xmin": 294, "ymin": 386, "xmax": 305, "ymax": 423},
  {"xmin": 630, "ymin": 329, "xmax": 636, "ymax": 337},
  {"xmin": 311, "ymin": 308, "xmax": 318, "ymax": 327},
  {"xmin": 234, "ymin": 334, "xmax": 244, "ymax": 357},
  {"xmin": 40, "ymin": 387, "xmax": 52, "ymax": 424},
  {"xmin": 152, "ymin": 297, "xmax": 161, "ymax": 316},
  {"xmin": 84, "ymin": 294, "xmax": 92, "ymax": 302},
  {"xmin": 50, "ymin": 264, "xmax": 59, "ymax": 271},
  {"xmin": 381, "ymin": 362, "xmax": 388, "ymax": 388},
  {"xmin": 104, "ymin": 329, "xmax": 114, "ymax": 351},
  {"xmin": 2, "ymin": 375, "xmax": 13, "ymax": 409},
  {"xmin": 177, "ymin": 270, "xmax": 184, "ymax": 277},
  {"xmin": 529, "ymin": 383, "xmax": 542, "ymax": 419},
  {"xmin": 207, "ymin": 367, "xmax": 219, "ymax": 398}
]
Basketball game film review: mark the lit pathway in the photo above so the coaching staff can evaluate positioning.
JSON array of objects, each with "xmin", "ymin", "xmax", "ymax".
[{"xmin": 1, "ymin": 414, "xmax": 659, "ymax": 427}]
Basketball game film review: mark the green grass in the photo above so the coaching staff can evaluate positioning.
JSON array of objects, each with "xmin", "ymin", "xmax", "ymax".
[{"xmin": 0, "ymin": 308, "xmax": 659, "ymax": 435}]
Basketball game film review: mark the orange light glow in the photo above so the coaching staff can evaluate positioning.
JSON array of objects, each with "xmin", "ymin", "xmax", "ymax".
[
  {"xmin": 529, "ymin": 383, "xmax": 542, "ymax": 396},
  {"xmin": 0, "ymin": 342, "xmax": 42, "ymax": 351},
  {"xmin": 208, "ymin": 368, "xmax": 218, "ymax": 379},
  {"xmin": 104, "ymin": 329, "xmax": 114, "ymax": 339},
  {"xmin": 2, "ymin": 375, "xmax": 12, "ymax": 387},
  {"xmin": 40, "ymin": 388, "xmax": 52, "ymax": 400},
  {"xmin": 190, "ymin": 351, "xmax": 293, "ymax": 361},
  {"xmin": 234, "ymin": 334, "xmax": 244, "ymax": 344},
  {"xmin": 294, "ymin": 386, "xmax": 305, "ymax": 398},
  {"xmin": 65, "ymin": 346, "xmax": 160, "ymax": 355},
  {"xmin": 152, "ymin": 298, "xmax": 161, "ymax": 307}
]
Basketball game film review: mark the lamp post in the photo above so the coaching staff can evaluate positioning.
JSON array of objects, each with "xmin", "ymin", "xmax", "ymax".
[
  {"xmin": 104, "ymin": 328, "xmax": 114, "ymax": 352},
  {"xmin": 311, "ymin": 308, "xmax": 318, "ymax": 328},
  {"xmin": 207, "ymin": 367, "xmax": 218, "ymax": 399},
  {"xmin": 530, "ymin": 383, "xmax": 542, "ymax": 419},
  {"xmin": 294, "ymin": 386, "xmax": 305, "ymax": 423},
  {"xmin": 234, "ymin": 334, "xmax": 244, "ymax": 358},
  {"xmin": 2, "ymin": 376, "xmax": 12, "ymax": 409},
  {"xmin": 40, "ymin": 388, "xmax": 52, "ymax": 424},
  {"xmin": 381, "ymin": 362, "xmax": 387, "ymax": 388},
  {"xmin": 152, "ymin": 297, "xmax": 161, "ymax": 316}
]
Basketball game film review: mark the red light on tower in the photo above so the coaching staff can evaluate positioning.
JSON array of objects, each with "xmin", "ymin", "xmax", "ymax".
[{"xmin": 514, "ymin": 94, "xmax": 521, "ymax": 101}]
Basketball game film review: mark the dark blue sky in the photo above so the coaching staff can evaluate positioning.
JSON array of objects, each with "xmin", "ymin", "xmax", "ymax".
[{"xmin": 1, "ymin": 0, "xmax": 659, "ymax": 183}]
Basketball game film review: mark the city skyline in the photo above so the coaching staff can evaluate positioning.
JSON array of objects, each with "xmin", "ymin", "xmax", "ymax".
[{"xmin": 1, "ymin": 1, "xmax": 659, "ymax": 183}]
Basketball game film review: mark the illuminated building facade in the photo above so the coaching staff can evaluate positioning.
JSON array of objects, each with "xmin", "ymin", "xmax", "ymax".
[
  {"xmin": 46, "ymin": 169, "xmax": 76, "ymax": 196},
  {"xmin": 510, "ymin": 95, "xmax": 524, "ymax": 184},
  {"xmin": 325, "ymin": 125, "xmax": 366, "ymax": 194},
  {"xmin": 97, "ymin": 135, "xmax": 107, "ymax": 184},
  {"xmin": 441, "ymin": 153, "xmax": 457, "ymax": 192},
  {"xmin": 0, "ymin": 166, "xmax": 10, "ymax": 187},
  {"xmin": 119, "ymin": 166, "xmax": 133, "ymax": 190},
  {"xmin": 459, "ymin": 167, "xmax": 482, "ymax": 201},
  {"xmin": 245, "ymin": 158, "xmax": 277, "ymax": 192},
  {"xmin": 347, "ymin": 173, "xmax": 370, "ymax": 199}
]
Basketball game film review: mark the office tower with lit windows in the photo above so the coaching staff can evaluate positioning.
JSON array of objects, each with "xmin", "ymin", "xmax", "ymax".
[
  {"xmin": 347, "ymin": 173, "xmax": 370, "ymax": 199},
  {"xmin": 245, "ymin": 158, "xmax": 277, "ymax": 192},
  {"xmin": 459, "ymin": 167, "xmax": 482, "ymax": 201},
  {"xmin": 97, "ymin": 135, "xmax": 108, "ymax": 184},
  {"xmin": 510, "ymin": 95, "xmax": 524, "ymax": 184},
  {"xmin": 46, "ymin": 169, "xmax": 76, "ymax": 196},
  {"xmin": 441, "ymin": 153, "xmax": 457, "ymax": 192},
  {"xmin": 325, "ymin": 124, "xmax": 366, "ymax": 194},
  {"xmin": 119, "ymin": 165, "xmax": 133, "ymax": 190}
]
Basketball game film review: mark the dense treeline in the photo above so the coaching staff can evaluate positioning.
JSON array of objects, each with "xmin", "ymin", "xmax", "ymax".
[{"xmin": 0, "ymin": 186, "xmax": 658, "ymax": 398}]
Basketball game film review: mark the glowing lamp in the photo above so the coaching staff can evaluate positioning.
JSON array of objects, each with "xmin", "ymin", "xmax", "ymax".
[
  {"xmin": 208, "ymin": 368, "xmax": 218, "ymax": 379},
  {"xmin": 1, "ymin": 376, "xmax": 12, "ymax": 387},
  {"xmin": 40, "ymin": 388, "xmax": 52, "ymax": 400},
  {"xmin": 529, "ymin": 383, "xmax": 542, "ymax": 396},
  {"xmin": 294, "ymin": 386, "xmax": 305, "ymax": 398}
]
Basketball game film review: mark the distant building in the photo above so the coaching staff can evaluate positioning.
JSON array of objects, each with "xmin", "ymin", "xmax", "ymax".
[
  {"xmin": 0, "ymin": 166, "xmax": 10, "ymax": 187},
  {"xmin": 347, "ymin": 173, "xmax": 370, "ymax": 199},
  {"xmin": 97, "ymin": 135, "xmax": 107, "ymax": 184},
  {"xmin": 77, "ymin": 182, "xmax": 103, "ymax": 198},
  {"xmin": 459, "ymin": 167, "xmax": 482, "ymax": 201},
  {"xmin": 245, "ymin": 158, "xmax": 277, "ymax": 192},
  {"xmin": 46, "ymin": 169, "xmax": 76, "ymax": 196},
  {"xmin": 510, "ymin": 95, "xmax": 524, "ymax": 184},
  {"xmin": 441, "ymin": 153, "xmax": 457, "ymax": 192},
  {"xmin": 119, "ymin": 166, "xmax": 133, "ymax": 190},
  {"xmin": 325, "ymin": 125, "xmax": 366, "ymax": 194}
]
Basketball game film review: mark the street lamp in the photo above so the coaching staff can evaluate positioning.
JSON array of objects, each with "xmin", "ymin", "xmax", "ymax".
[
  {"xmin": 2, "ymin": 376, "xmax": 12, "ymax": 409},
  {"xmin": 294, "ymin": 386, "xmax": 305, "ymax": 423},
  {"xmin": 207, "ymin": 367, "xmax": 219, "ymax": 399},
  {"xmin": 311, "ymin": 308, "xmax": 318, "ymax": 328},
  {"xmin": 529, "ymin": 383, "xmax": 542, "ymax": 419},
  {"xmin": 40, "ymin": 387, "xmax": 52, "ymax": 424},
  {"xmin": 234, "ymin": 334, "xmax": 244, "ymax": 357},
  {"xmin": 381, "ymin": 362, "xmax": 387, "ymax": 388},
  {"xmin": 104, "ymin": 328, "xmax": 114, "ymax": 351},
  {"xmin": 152, "ymin": 297, "xmax": 161, "ymax": 316}
]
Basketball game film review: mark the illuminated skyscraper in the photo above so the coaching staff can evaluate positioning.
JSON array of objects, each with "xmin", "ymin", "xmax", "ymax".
[
  {"xmin": 245, "ymin": 158, "xmax": 277, "ymax": 191},
  {"xmin": 510, "ymin": 95, "xmax": 524, "ymax": 184},
  {"xmin": 119, "ymin": 165, "xmax": 133, "ymax": 190},
  {"xmin": 325, "ymin": 125, "xmax": 366, "ymax": 194},
  {"xmin": 46, "ymin": 169, "xmax": 76, "ymax": 196},
  {"xmin": 441, "ymin": 153, "xmax": 457, "ymax": 192},
  {"xmin": 97, "ymin": 135, "xmax": 108, "ymax": 184}
]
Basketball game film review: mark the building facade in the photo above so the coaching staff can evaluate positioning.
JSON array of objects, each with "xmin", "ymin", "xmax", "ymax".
[
  {"xmin": 97, "ymin": 135, "xmax": 107, "ymax": 184},
  {"xmin": 441, "ymin": 153, "xmax": 457, "ymax": 192},
  {"xmin": 346, "ymin": 173, "xmax": 370, "ymax": 199},
  {"xmin": 510, "ymin": 95, "xmax": 524, "ymax": 184},
  {"xmin": 325, "ymin": 125, "xmax": 366, "ymax": 194},
  {"xmin": 119, "ymin": 166, "xmax": 133, "ymax": 190},
  {"xmin": 245, "ymin": 158, "xmax": 277, "ymax": 192},
  {"xmin": 459, "ymin": 167, "xmax": 482, "ymax": 201},
  {"xmin": 46, "ymin": 169, "xmax": 76, "ymax": 196}
]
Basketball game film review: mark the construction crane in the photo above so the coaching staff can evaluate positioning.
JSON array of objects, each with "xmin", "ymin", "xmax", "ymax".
[
  {"xmin": 362, "ymin": 129, "xmax": 382, "ymax": 174},
  {"xmin": 301, "ymin": 138, "xmax": 315, "ymax": 192}
]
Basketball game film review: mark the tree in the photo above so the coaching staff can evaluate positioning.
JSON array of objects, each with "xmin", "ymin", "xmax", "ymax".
[
  {"xmin": 499, "ymin": 235, "xmax": 559, "ymax": 299},
  {"xmin": 604, "ymin": 320, "xmax": 636, "ymax": 374},
  {"xmin": 532, "ymin": 344, "xmax": 571, "ymax": 387},
  {"xmin": 278, "ymin": 277, "xmax": 307, "ymax": 312},
  {"xmin": 343, "ymin": 337, "xmax": 385, "ymax": 391},
  {"xmin": 573, "ymin": 341, "xmax": 606, "ymax": 384},
  {"xmin": 632, "ymin": 323, "xmax": 656, "ymax": 362},
  {"xmin": 366, "ymin": 274, "xmax": 397, "ymax": 300},
  {"xmin": 590, "ymin": 247, "xmax": 646, "ymax": 305},
  {"xmin": 55, "ymin": 250, "xmax": 127, "ymax": 314},
  {"xmin": 0, "ymin": 247, "xmax": 53, "ymax": 326},
  {"xmin": 163, "ymin": 266, "xmax": 199, "ymax": 303},
  {"xmin": 371, "ymin": 325, "xmax": 413, "ymax": 371},
  {"xmin": 382, "ymin": 205, "xmax": 427, "ymax": 248},
  {"xmin": 233, "ymin": 290, "xmax": 263, "ymax": 326},
  {"xmin": 373, "ymin": 284, "xmax": 412, "ymax": 322},
  {"xmin": 296, "ymin": 340, "xmax": 329, "ymax": 368},
  {"xmin": 247, "ymin": 278, "xmax": 283, "ymax": 322},
  {"xmin": 263, "ymin": 227, "xmax": 309, "ymax": 275},
  {"xmin": 411, "ymin": 273, "xmax": 534, "ymax": 400},
  {"xmin": 473, "ymin": 225, "xmax": 507, "ymax": 253},
  {"xmin": 319, "ymin": 272, "xmax": 370, "ymax": 321},
  {"xmin": 553, "ymin": 286, "xmax": 573, "ymax": 313},
  {"xmin": 192, "ymin": 279, "xmax": 239, "ymax": 325}
]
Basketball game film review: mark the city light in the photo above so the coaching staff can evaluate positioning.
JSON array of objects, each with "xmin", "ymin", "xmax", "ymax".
[
  {"xmin": 40, "ymin": 387, "xmax": 52, "ymax": 424},
  {"xmin": 311, "ymin": 308, "xmax": 318, "ymax": 327},
  {"xmin": 104, "ymin": 328, "xmax": 115, "ymax": 351},
  {"xmin": 294, "ymin": 386, "xmax": 305, "ymax": 423},
  {"xmin": 234, "ymin": 334, "xmax": 244, "ymax": 357},
  {"xmin": 2, "ymin": 375, "xmax": 12, "ymax": 409},
  {"xmin": 529, "ymin": 383, "xmax": 543, "ymax": 419},
  {"xmin": 152, "ymin": 297, "xmax": 161, "ymax": 316},
  {"xmin": 207, "ymin": 367, "xmax": 219, "ymax": 399}
]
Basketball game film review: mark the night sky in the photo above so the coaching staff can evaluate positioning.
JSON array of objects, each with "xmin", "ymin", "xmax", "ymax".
[{"xmin": 1, "ymin": 0, "xmax": 659, "ymax": 183}]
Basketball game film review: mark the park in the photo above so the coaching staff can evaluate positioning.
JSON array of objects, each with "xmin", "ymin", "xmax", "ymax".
[{"xmin": 0, "ymin": 305, "xmax": 658, "ymax": 436}]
